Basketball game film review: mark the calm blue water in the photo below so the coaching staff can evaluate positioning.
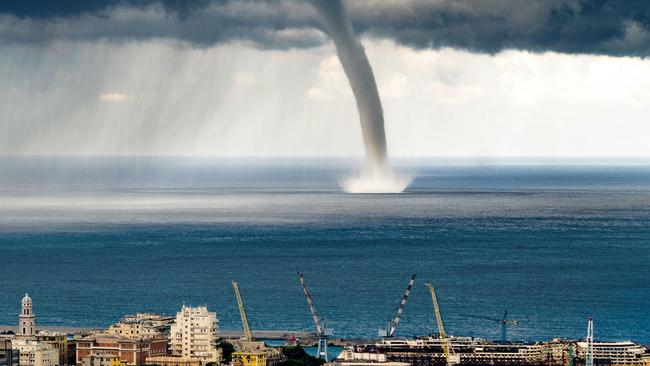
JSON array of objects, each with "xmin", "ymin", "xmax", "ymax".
[{"xmin": 1, "ymin": 157, "xmax": 649, "ymax": 343}]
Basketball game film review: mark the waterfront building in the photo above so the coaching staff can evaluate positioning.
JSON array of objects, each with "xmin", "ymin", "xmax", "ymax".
[
  {"xmin": 1, "ymin": 339, "xmax": 20, "ymax": 366},
  {"xmin": 575, "ymin": 341, "xmax": 648, "ymax": 366},
  {"xmin": 11, "ymin": 339, "xmax": 58, "ymax": 366},
  {"xmin": 108, "ymin": 314, "xmax": 174, "ymax": 340},
  {"xmin": 17, "ymin": 295, "xmax": 35, "ymax": 339},
  {"xmin": 75, "ymin": 335, "xmax": 167, "ymax": 366},
  {"xmin": 169, "ymin": 305, "xmax": 221, "ymax": 364},
  {"xmin": 80, "ymin": 354, "xmax": 126, "ymax": 366}
]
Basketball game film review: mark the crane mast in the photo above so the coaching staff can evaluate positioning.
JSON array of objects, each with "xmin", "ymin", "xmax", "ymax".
[
  {"xmin": 298, "ymin": 272, "xmax": 329, "ymax": 361},
  {"xmin": 586, "ymin": 316, "xmax": 594, "ymax": 366},
  {"xmin": 232, "ymin": 280, "xmax": 253, "ymax": 341},
  {"xmin": 425, "ymin": 283, "xmax": 459, "ymax": 366},
  {"xmin": 461, "ymin": 311, "xmax": 519, "ymax": 343},
  {"xmin": 388, "ymin": 274, "xmax": 417, "ymax": 337},
  {"xmin": 499, "ymin": 311, "xmax": 519, "ymax": 343}
]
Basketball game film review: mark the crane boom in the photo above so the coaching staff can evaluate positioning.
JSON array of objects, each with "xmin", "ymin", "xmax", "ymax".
[
  {"xmin": 425, "ymin": 283, "xmax": 458, "ymax": 366},
  {"xmin": 388, "ymin": 274, "xmax": 417, "ymax": 337},
  {"xmin": 298, "ymin": 272, "xmax": 323, "ymax": 336},
  {"xmin": 232, "ymin": 280, "xmax": 252, "ymax": 341}
]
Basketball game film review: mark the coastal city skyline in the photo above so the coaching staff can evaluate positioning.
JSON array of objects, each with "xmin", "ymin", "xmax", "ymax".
[
  {"xmin": 2, "ymin": 1, "xmax": 649, "ymax": 366},
  {"xmin": 2, "ymin": 288, "xmax": 649, "ymax": 366}
]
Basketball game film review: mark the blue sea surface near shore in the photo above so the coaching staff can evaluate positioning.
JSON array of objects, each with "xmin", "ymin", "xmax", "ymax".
[{"xmin": 0, "ymin": 157, "xmax": 649, "ymax": 343}]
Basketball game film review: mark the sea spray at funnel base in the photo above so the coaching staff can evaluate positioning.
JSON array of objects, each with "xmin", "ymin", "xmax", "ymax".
[
  {"xmin": 309, "ymin": 0, "xmax": 412, "ymax": 192},
  {"xmin": 340, "ymin": 169, "xmax": 412, "ymax": 194}
]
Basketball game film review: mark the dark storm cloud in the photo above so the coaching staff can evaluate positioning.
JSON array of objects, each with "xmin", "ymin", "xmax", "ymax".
[
  {"xmin": 351, "ymin": 0, "xmax": 650, "ymax": 56},
  {"xmin": 2, "ymin": 0, "xmax": 650, "ymax": 56},
  {"xmin": 0, "ymin": 0, "xmax": 324, "ymax": 48}
]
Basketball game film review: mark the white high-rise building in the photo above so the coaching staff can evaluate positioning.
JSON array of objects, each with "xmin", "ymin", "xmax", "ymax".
[
  {"xmin": 18, "ymin": 293, "xmax": 35, "ymax": 338},
  {"xmin": 169, "ymin": 305, "xmax": 221, "ymax": 363}
]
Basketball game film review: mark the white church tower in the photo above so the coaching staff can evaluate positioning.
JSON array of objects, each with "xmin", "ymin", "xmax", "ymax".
[{"xmin": 18, "ymin": 293, "xmax": 35, "ymax": 338}]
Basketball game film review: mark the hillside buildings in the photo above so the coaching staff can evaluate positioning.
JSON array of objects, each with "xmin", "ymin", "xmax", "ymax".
[{"xmin": 74, "ymin": 312, "xmax": 173, "ymax": 366}]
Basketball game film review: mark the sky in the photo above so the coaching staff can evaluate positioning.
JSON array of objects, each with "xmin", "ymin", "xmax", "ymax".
[{"xmin": 2, "ymin": 0, "xmax": 650, "ymax": 157}]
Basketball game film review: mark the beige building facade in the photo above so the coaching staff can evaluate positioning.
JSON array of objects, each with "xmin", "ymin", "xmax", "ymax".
[
  {"xmin": 35, "ymin": 331, "xmax": 75, "ymax": 366},
  {"xmin": 12, "ymin": 339, "xmax": 58, "ymax": 366},
  {"xmin": 169, "ymin": 305, "xmax": 221, "ymax": 364}
]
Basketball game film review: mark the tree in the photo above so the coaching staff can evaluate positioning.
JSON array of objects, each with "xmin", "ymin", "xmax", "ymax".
[
  {"xmin": 218, "ymin": 340, "xmax": 235, "ymax": 363},
  {"xmin": 280, "ymin": 346, "xmax": 325, "ymax": 366}
]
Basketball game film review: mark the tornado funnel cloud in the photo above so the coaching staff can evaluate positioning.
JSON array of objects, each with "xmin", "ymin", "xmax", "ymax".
[
  {"xmin": 309, "ymin": 0, "xmax": 410, "ymax": 193},
  {"xmin": 309, "ymin": 0, "xmax": 387, "ymax": 173}
]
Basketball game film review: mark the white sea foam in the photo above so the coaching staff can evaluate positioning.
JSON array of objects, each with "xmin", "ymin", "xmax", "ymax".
[{"xmin": 340, "ymin": 169, "xmax": 412, "ymax": 193}]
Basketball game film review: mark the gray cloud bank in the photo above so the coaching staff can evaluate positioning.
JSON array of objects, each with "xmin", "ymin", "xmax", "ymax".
[{"xmin": 2, "ymin": 0, "xmax": 650, "ymax": 56}]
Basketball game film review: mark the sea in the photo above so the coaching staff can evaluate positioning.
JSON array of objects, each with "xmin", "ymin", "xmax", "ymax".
[{"xmin": 1, "ymin": 156, "xmax": 649, "ymax": 344}]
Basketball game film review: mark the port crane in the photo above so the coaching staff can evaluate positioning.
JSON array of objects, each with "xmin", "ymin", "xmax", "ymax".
[
  {"xmin": 586, "ymin": 316, "xmax": 594, "ymax": 366},
  {"xmin": 232, "ymin": 280, "xmax": 253, "ymax": 341},
  {"xmin": 380, "ymin": 274, "xmax": 417, "ymax": 338},
  {"xmin": 462, "ymin": 311, "xmax": 519, "ymax": 343},
  {"xmin": 298, "ymin": 272, "xmax": 332, "ymax": 361},
  {"xmin": 425, "ymin": 283, "xmax": 460, "ymax": 366}
]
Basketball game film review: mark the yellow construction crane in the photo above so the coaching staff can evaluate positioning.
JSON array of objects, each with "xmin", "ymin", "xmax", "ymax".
[
  {"xmin": 425, "ymin": 283, "xmax": 460, "ymax": 366},
  {"xmin": 232, "ymin": 280, "xmax": 253, "ymax": 341}
]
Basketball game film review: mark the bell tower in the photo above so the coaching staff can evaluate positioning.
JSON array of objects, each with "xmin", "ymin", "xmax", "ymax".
[{"xmin": 18, "ymin": 293, "xmax": 35, "ymax": 338}]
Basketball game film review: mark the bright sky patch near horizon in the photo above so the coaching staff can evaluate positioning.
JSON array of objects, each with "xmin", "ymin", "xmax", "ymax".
[{"xmin": 2, "ymin": 1, "xmax": 650, "ymax": 157}]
